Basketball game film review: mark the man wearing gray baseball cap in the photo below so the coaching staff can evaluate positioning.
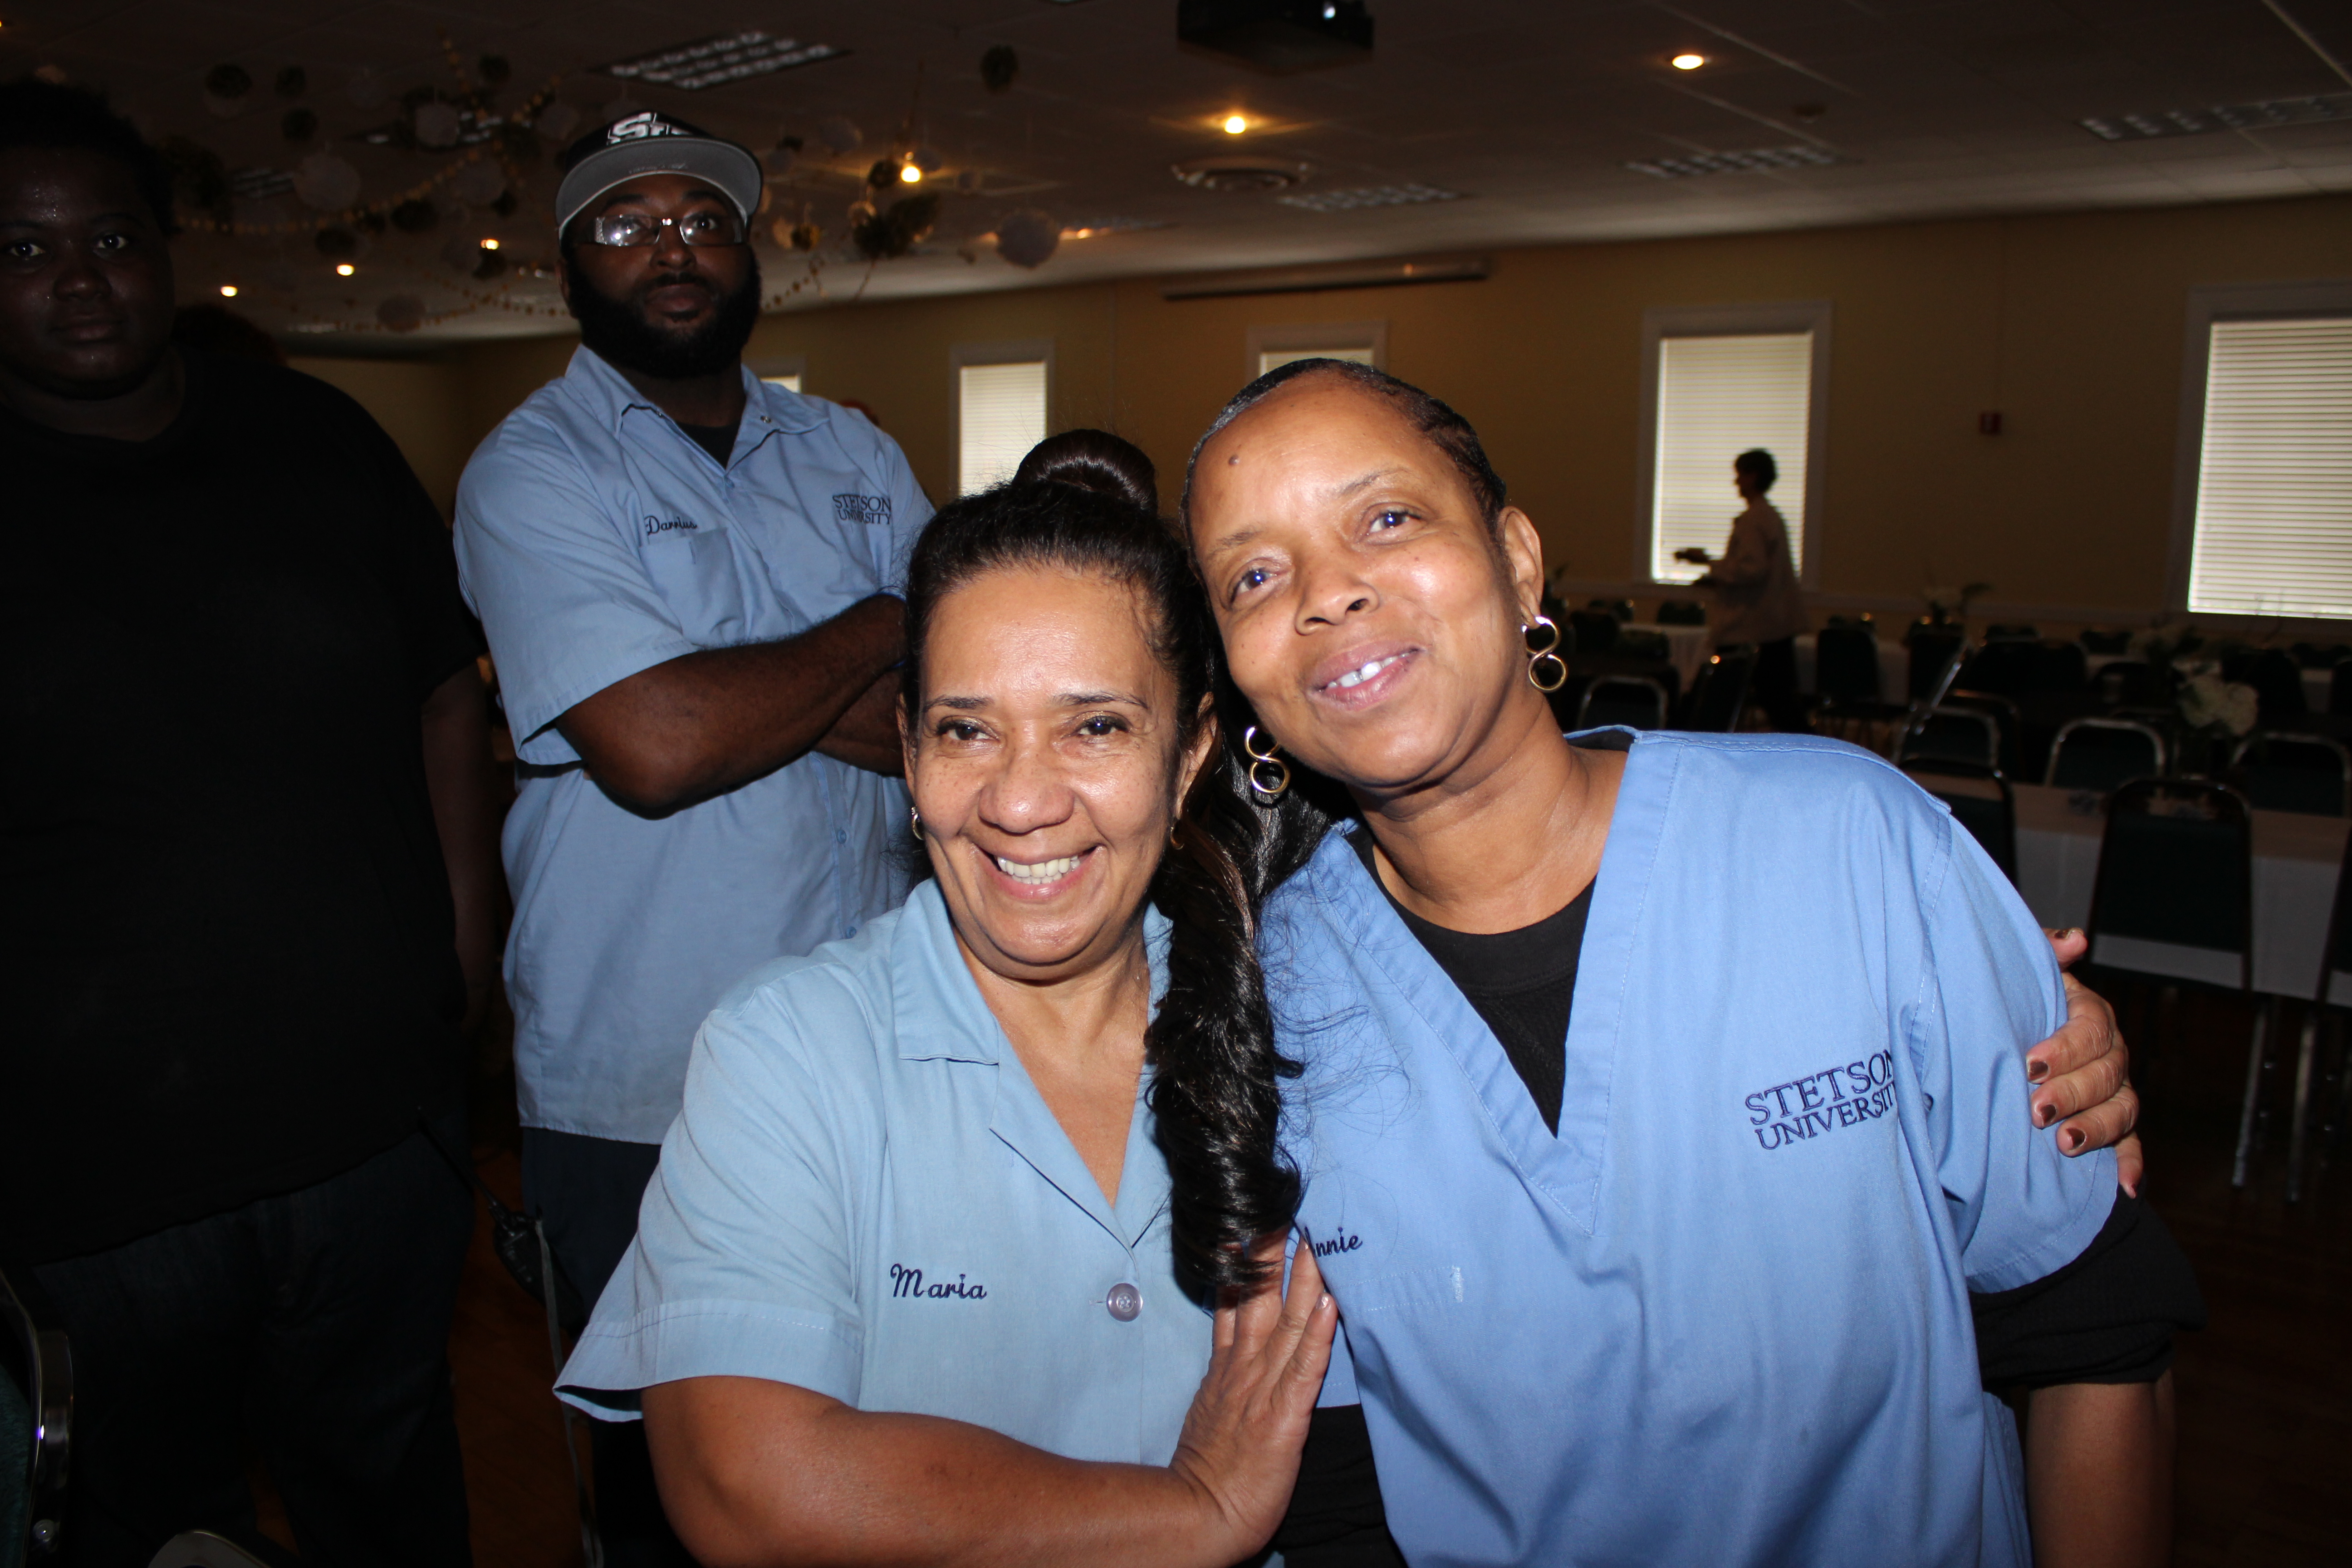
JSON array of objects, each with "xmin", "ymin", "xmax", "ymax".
[{"xmin": 455, "ymin": 110, "xmax": 929, "ymax": 1563}]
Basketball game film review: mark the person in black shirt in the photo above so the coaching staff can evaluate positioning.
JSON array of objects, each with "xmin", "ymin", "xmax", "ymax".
[{"xmin": 0, "ymin": 81, "xmax": 500, "ymax": 1567}]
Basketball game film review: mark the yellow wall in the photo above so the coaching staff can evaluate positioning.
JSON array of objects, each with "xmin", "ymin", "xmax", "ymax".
[{"xmin": 302, "ymin": 191, "xmax": 2351, "ymax": 627}]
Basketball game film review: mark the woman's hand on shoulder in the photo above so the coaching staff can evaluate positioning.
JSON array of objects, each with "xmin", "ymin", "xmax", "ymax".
[
  {"xmin": 1168, "ymin": 1238, "xmax": 1341, "ymax": 1560},
  {"xmin": 2030, "ymin": 929, "xmax": 2144, "ymax": 1196}
]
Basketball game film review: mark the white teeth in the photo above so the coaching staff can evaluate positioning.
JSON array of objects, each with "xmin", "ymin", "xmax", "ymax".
[
  {"xmin": 994, "ymin": 853, "xmax": 1082, "ymax": 883},
  {"xmin": 1333, "ymin": 656, "xmax": 1397, "ymax": 690}
]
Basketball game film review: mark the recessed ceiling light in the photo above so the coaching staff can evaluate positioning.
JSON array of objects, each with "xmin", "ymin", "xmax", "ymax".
[
  {"xmin": 218, "ymin": 284, "xmax": 238, "ymax": 297},
  {"xmin": 2080, "ymin": 89, "xmax": 2350, "ymax": 141},
  {"xmin": 480, "ymin": 238, "xmax": 500, "ymax": 250},
  {"xmin": 1671, "ymin": 53, "xmax": 1706, "ymax": 70},
  {"xmin": 1172, "ymin": 155, "xmax": 1310, "ymax": 191},
  {"xmin": 597, "ymin": 31, "xmax": 848, "ymax": 92},
  {"xmin": 899, "ymin": 162, "xmax": 923, "ymax": 183},
  {"xmin": 1223, "ymin": 113, "xmax": 1249, "ymax": 135},
  {"xmin": 335, "ymin": 263, "xmax": 355, "ymax": 276}
]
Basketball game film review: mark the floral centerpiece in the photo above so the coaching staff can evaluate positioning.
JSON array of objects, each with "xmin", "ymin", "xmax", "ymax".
[{"xmin": 2173, "ymin": 661, "xmax": 2259, "ymax": 777}]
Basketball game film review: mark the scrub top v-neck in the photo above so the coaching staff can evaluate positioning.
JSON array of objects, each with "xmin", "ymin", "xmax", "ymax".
[
  {"xmin": 559, "ymin": 881, "xmax": 1210, "ymax": 1465},
  {"xmin": 1270, "ymin": 730, "xmax": 2117, "ymax": 1568}
]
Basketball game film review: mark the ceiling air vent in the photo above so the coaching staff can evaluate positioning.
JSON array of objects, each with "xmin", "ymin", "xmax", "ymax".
[
  {"xmin": 1277, "ymin": 182, "xmax": 1459, "ymax": 212},
  {"xmin": 2080, "ymin": 91, "xmax": 2351, "ymax": 141},
  {"xmin": 1173, "ymin": 155, "xmax": 1312, "ymax": 191},
  {"xmin": 596, "ymin": 32, "xmax": 848, "ymax": 91},
  {"xmin": 1627, "ymin": 145, "xmax": 1843, "ymax": 179}
]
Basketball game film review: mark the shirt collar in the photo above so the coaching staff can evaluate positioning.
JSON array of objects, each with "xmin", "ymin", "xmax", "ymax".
[
  {"xmin": 560, "ymin": 344, "xmax": 830, "ymax": 439},
  {"xmin": 888, "ymin": 879, "xmax": 1175, "ymax": 1064}
]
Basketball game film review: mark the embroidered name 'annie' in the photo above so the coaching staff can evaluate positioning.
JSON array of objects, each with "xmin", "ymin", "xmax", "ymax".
[{"xmin": 889, "ymin": 1263, "xmax": 986, "ymax": 1300}]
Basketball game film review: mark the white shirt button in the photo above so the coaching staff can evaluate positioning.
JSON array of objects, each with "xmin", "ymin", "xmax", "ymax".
[{"xmin": 1106, "ymin": 1282, "xmax": 1142, "ymax": 1322}]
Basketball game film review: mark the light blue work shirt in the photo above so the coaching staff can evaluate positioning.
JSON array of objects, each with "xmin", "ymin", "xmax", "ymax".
[
  {"xmin": 454, "ymin": 348, "xmax": 930, "ymax": 1142},
  {"xmin": 556, "ymin": 882, "xmax": 1214, "ymax": 1465},
  {"xmin": 1271, "ymin": 732, "xmax": 2115, "ymax": 1568}
]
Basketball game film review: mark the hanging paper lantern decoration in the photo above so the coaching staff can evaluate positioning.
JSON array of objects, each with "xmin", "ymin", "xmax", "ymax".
[
  {"xmin": 314, "ymin": 227, "xmax": 360, "ymax": 260},
  {"xmin": 995, "ymin": 209, "xmax": 1060, "ymax": 269},
  {"xmin": 412, "ymin": 102, "xmax": 463, "ymax": 149},
  {"xmin": 980, "ymin": 45, "xmax": 1018, "ymax": 93},
  {"xmin": 956, "ymin": 169, "xmax": 982, "ymax": 194},
  {"xmin": 450, "ymin": 160, "xmax": 506, "ymax": 207},
  {"xmin": 377, "ymin": 295, "xmax": 425, "ymax": 333},
  {"xmin": 818, "ymin": 116, "xmax": 862, "ymax": 155},
  {"xmin": 205, "ymin": 64, "xmax": 252, "ymax": 99},
  {"xmin": 479, "ymin": 55, "xmax": 512, "ymax": 87},
  {"xmin": 766, "ymin": 135, "xmax": 801, "ymax": 176},
  {"xmin": 390, "ymin": 197, "xmax": 440, "ymax": 234},
  {"xmin": 473, "ymin": 250, "xmax": 507, "ymax": 280},
  {"xmin": 280, "ymin": 108, "xmax": 317, "ymax": 142},
  {"xmin": 535, "ymin": 102, "xmax": 581, "ymax": 143},
  {"xmin": 274, "ymin": 65, "xmax": 307, "ymax": 98},
  {"xmin": 770, "ymin": 217, "xmax": 823, "ymax": 252},
  {"xmin": 439, "ymin": 234, "xmax": 482, "ymax": 270},
  {"xmin": 912, "ymin": 147, "xmax": 944, "ymax": 175},
  {"xmin": 291, "ymin": 152, "xmax": 361, "ymax": 212},
  {"xmin": 865, "ymin": 158, "xmax": 897, "ymax": 190}
]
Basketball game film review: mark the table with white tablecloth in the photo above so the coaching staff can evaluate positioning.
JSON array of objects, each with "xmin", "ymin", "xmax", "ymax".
[
  {"xmin": 2082, "ymin": 652, "xmax": 2335, "ymax": 714},
  {"xmin": 2009, "ymin": 782, "xmax": 2346, "ymax": 997}
]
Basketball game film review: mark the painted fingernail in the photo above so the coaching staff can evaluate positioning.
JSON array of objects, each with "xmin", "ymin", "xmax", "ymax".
[
  {"xmin": 2027, "ymin": 1057, "xmax": 2050, "ymax": 1083},
  {"xmin": 2034, "ymin": 1102, "xmax": 2054, "ymax": 1127},
  {"xmin": 2063, "ymin": 1127, "xmax": 2085, "ymax": 1152},
  {"xmin": 2058, "ymin": 927, "xmax": 2082, "ymax": 941}
]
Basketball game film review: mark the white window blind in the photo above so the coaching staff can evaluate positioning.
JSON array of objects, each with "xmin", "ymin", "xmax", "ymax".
[
  {"xmin": 760, "ymin": 372, "xmax": 802, "ymax": 392},
  {"xmin": 1259, "ymin": 344, "xmax": 1376, "ymax": 377},
  {"xmin": 1649, "ymin": 332, "xmax": 1813, "ymax": 585},
  {"xmin": 2187, "ymin": 316, "xmax": 2352, "ymax": 618},
  {"xmin": 958, "ymin": 360, "xmax": 1047, "ymax": 495}
]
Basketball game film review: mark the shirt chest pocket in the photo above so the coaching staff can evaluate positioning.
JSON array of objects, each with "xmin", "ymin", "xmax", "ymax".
[{"xmin": 637, "ymin": 520, "xmax": 750, "ymax": 647}]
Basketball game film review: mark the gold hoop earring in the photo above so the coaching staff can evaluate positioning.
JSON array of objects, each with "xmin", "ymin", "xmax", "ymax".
[
  {"xmin": 1523, "ymin": 615, "xmax": 1568, "ymax": 693},
  {"xmin": 909, "ymin": 807, "xmax": 923, "ymax": 840},
  {"xmin": 1242, "ymin": 725, "xmax": 1291, "ymax": 801}
]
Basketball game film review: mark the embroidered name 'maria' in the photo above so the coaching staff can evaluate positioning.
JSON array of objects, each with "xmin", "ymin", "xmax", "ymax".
[{"xmin": 889, "ymin": 1263, "xmax": 986, "ymax": 1300}]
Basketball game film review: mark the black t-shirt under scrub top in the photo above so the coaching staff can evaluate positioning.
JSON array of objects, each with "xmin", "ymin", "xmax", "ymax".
[{"xmin": 0, "ymin": 349, "xmax": 483, "ymax": 1262}]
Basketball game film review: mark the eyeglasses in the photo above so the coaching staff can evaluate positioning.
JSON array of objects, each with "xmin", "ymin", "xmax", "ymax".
[{"xmin": 587, "ymin": 211, "xmax": 746, "ymax": 248}]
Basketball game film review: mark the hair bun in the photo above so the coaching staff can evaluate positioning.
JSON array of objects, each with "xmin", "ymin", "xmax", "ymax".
[{"xmin": 1014, "ymin": 429, "xmax": 1158, "ymax": 516}]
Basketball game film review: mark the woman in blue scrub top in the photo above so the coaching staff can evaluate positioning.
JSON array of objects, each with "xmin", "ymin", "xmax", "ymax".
[
  {"xmin": 559, "ymin": 451, "xmax": 1345, "ymax": 1566},
  {"xmin": 1177, "ymin": 361, "xmax": 2197, "ymax": 1568}
]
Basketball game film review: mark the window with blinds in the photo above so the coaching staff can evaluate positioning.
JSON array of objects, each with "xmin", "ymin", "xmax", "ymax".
[
  {"xmin": 957, "ymin": 359, "xmax": 1048, "ymax": 496},
  {"xmin": 1648, "ymin": 332, "xmax": 1813, "ymax": 585},
  {"xmin": 760, "ymin": 373, "xmax": 802, "ymax": 392},
  {"xmin": 2186, "ymin": 315, "xmax": 2352, "ymax": 618}
]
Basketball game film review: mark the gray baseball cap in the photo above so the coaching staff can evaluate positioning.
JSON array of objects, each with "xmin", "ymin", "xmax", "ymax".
[{"xmin": 554, "ymin": 110, "xmax": 763, "ymax": 236}]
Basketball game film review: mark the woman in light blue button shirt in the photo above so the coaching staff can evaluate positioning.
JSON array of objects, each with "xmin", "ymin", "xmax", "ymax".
[{"xmin": 560, "ymin": 449, "xmax": 1338, "ymax": 1565}]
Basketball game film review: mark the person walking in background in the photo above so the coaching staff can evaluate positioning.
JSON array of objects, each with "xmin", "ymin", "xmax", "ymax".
[
  {"xmin": 0, "ymin": 80, "xmax": 498, "ymax": 1567},
  {"xmin": 452, "ymin": 110, "xmax": 929, "ymax": 1564},
  {"xmin": 1676, "ymin": 447, "xmax": 1810, "ymax": 730}
]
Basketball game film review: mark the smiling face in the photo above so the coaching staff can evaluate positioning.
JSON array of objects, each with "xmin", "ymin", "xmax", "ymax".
[
  {"xmin": 1188, "ymin": 375, "xmax": 1552, "ymax": 803},
  {"xmin": 905, "ymin": 564, "xmax": 1215, "ymax": 986},
  {"xmin": 0, "ymin": 147, "xmax": 175, "ymax": 401}
]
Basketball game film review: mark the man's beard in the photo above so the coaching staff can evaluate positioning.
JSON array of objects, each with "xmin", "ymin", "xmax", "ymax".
[{"xmin": 568, "ymin": 253, "xmax": 761, "ymax": 380}]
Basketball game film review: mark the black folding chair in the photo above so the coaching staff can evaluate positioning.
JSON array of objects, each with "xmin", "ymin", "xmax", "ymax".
[
  {"xmin": 1575, "ymin": 676, "xmax": 1669, "ymax": 732},
  {"xmin": 1655, "ymin": 600, "xmax": 1706, "ymax": 627},
  {"xmin": 2230, "ymin": 732, "xmax": 2351, "ymax": 817},
  {"xmin": 1568, "ymin": 610, "xmax": 1618, "ymax": 655},
  {"xmin": 1681, "ymin": 645, "xmax": 1756, "ymax": 733},
  {"xmin": 2332, "ymin": 660, "xmax": 2352, "ymax": 719},
  {"xmin": 0, "ymin": 1264, "xmax": 68, "ymax": 1564},
  {"xmin": 1900, "ymin": 759, "xmax": 2016, "ymax": 882},
  {"xmin": 1899, "ymin": 707, "xmax": 2002, "ymax": 772},
  {"xmin": 2222, "ymin": 649, "xmax": 2309, "ymax": 724},
  {"xmin": 2085, "ymin": 779, "xmax": 2269, "ymax": 1187},
  {"xmin": 2046, "ymin": 717, "xmax": 2166, "ymax": 793},
  {"xmin": 1907, "ymin": 628, "xmax": 1966, "ymax": 701},
  {"xmin": 2093, "ymin": 659, "xmax": 2167, "ymax": 710},
  {"xmin": 2290, "ymin": 829, "xmax": 2352, "ymax": 1201}
]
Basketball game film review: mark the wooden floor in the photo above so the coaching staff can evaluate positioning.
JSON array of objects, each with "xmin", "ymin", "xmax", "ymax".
[{"xmin": 331, "ymin": 984, "xmax": 2351, "ymax": 1567}]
